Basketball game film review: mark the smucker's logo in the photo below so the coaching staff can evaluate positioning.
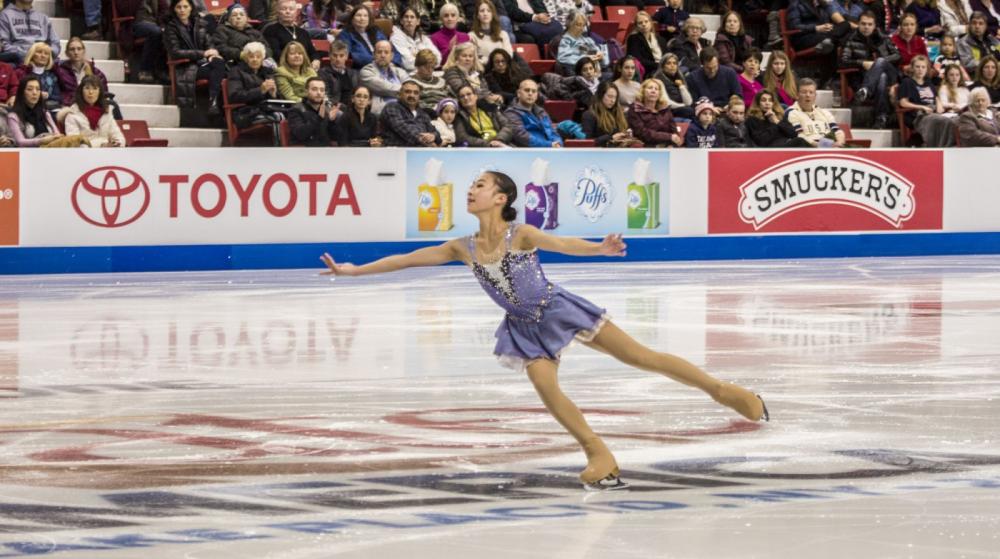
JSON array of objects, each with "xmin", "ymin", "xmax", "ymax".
[{"xmin": 738, "ymin": 154, "xmax": 916, "ymax": 230}]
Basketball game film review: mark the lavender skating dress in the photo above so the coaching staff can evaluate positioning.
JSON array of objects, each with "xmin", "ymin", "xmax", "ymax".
[{"xmin": 467, "ymin": 223, "xmax": 609, "ymax": 371}]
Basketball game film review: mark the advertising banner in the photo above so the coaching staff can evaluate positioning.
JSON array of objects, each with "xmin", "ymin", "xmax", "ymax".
[
  {"xmin": 0, "ymin": 152, "xmax": 18, "ymax": 246},
  {"xmin": 708, "ymin": 151, "xmax": 944, "ymax": 233},
  {"xmin": 405, "ymin": 150, "xmax": 670, "ymax": 239},
  {"xmin": 17, "ymin": 148, "xmax": 407, "ymax": 247}
]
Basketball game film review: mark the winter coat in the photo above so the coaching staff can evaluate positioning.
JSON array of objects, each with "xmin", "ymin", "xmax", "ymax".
[
  {"xmin": 654, "ymin": 67, "xmax": 693, "ymax": 110},
  {"xmin": 381, "ymin": 100, "xmax": 440, "ymax": 146},
  {"xmin": 0, "ymin": 4, "xmax": 61, "ymax": 60},
  {"xmin": 262, "ymin": 22, "xmax": 320, "ymax": 65},
  {"xmin": 443, "ymin": 66, "xmax": 492, "ymax": 98},
  {"xmin": 319, "ymin": 66, "xmax": 359, "ymax": 105},
  {"xmin": 786, "ymin": 0, "xmax": 836, "ymax": 34},
  {"xmin": 839, "ymin": 28, "xmax": 901, "ymax": 69},
  {"xmin": 667, "ymin": 37, "xmax": 710, "ymax": 74},
  {"xmin": 503, "ymin": 101, "xmax": 562, "ymax": 146},
  {"xmin": 958, "ymin": 108, "xmax": 1000, "ymax": 146},
  {"xmin": 626, "ymin": 33, "xmax": 669, "ymax": 76},
  {"xmin": 163, "ymin": 16, "xmax": 213, "ymax": 108},
  {"xmin": 54, "ymin": 60, "xmax": 110, "ymax": 107},
  {"xmin": 891, "ymin": 33, "xmax": 928, "ymax": 69},
  {"xmin": 746, "ymin": 113, "xmax": 804, "ymax": 147},
  {"xmin": 337, "ymin": 105, "xmax": 380, "ymax": 146},
  {"xmin": 651, "ymin": 5, "xmax": 689, "ymax": 40},
  {"xmin": 958, "ymin": 32, "xmax": 1000, "ymax": 74},
  {"xmin": 62, "ymin": 103, "xmax": 125, "ymax": 147},
  {"xmin": 581, "ymin": 109, "xmax": 628, "ymax": 146},
  {"xmin": 340, "ymin": 27, "xmax": 402, "ymax": 70},
  {"xmin": 455, "ymin": 100, "xmax": 514, "ymax": 146},
  {"xmin": 714, "ymin": 32, "xmax": 754, "ymax": 72},
  {"xmin": 275, "ymin": 65, "xmax": 317, "ymax": 102},
  {"xmin": 226, "ymin": 61, "xmax": 277, "ymax": 128},
  {"xmin": 717, "ymin": 115, "xmax": 750, "ymax": 147},
  {"xmin": 287, "ymin": 101, "xmax": 338, "ymax": 146},
  {"xmin": 626, "ymin": 101, "xmax": 678, "ymax": 146},
  {"xmin": 0, "ymin": 61, "xmax": 15, "ymax": 104},
  {"xmin": 212, "ymin": 24, "xmax": 270, "ymax": 65}
]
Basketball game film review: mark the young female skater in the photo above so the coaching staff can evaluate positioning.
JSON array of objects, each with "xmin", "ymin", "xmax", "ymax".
[{"xmin": 320, "ymin": 171, "xmax": 769, "ymax": 490}]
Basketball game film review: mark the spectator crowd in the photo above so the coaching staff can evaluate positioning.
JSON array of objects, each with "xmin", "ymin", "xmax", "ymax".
[{"xmin": 3, "ymin": 0, "xmax": 1000, "ymax": 147}]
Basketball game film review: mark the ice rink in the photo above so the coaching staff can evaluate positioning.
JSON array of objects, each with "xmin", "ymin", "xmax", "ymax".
[{"xmin": 1, "ymin": 256, "xmax": 998, "ymax": 558}]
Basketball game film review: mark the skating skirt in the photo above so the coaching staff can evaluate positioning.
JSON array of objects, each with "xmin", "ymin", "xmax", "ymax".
[{"xmin": 493, "ymin": 289, "xmax": 609, "ymax": 371}]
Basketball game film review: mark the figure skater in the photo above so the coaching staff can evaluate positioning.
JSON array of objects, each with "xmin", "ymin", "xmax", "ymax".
[{"xmin": 320, "ymin": 171, "xmax": 769, "ymax": 490}]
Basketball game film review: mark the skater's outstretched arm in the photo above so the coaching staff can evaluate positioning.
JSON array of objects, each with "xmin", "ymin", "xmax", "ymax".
[
  {"xmin": 320, "ymin": 240, "xmax": 463, "ymax": 276},
  {"xmin": 519, "ymin": 225, "xmax": 627, "ymax": 257}
]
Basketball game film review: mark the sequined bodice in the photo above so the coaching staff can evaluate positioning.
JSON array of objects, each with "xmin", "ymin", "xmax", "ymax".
[{"xmin": 468, "ymin": 224, "xmax": 556, "ymax": 322}]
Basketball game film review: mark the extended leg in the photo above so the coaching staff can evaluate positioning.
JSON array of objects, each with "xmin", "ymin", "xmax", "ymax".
[
  {"xmin": 584, "ymin": 321, "xmax": 768, "ymax": 421},
  {"xmin": 525, "ymin": 358, "xmax": 621, "ymax": 485}
]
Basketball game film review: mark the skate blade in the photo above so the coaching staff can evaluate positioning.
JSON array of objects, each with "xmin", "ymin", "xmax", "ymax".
[{"xmin": 583, "ymin": 475, "xmax": 630, "ymax": 492}]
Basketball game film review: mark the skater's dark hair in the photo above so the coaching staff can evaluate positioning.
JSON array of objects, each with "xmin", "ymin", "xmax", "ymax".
[{"xmin": 488, "ymin": 171, "xmax": 518, "ymax": 222}]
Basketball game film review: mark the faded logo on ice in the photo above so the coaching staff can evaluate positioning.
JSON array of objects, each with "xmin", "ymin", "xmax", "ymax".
[
  {"xmin": 573, "ymin": 166, "xmax": 613, "ymax": 223},
  {"xmin": 738, "ymin": 154, "xmax": 916, "ymax": 230}
]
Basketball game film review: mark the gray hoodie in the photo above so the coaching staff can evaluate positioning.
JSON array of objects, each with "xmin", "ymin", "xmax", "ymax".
[{"xmin": 0, "ymin": 3, "xmax": 61, "ymax": 61}]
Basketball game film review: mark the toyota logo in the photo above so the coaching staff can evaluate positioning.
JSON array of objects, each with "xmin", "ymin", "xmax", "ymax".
[{"xmin": 71, "ymin": 166, "xmax": 150, "ymax": 227}]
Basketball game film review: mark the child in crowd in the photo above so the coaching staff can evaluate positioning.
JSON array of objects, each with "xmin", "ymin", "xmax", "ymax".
[
  {"xmin": 934, "ymin": 35, "xmax": 969, "ymax": 84},
  {"xmin": 431, "ymin": 97, "xmax": 459, "ymax": 146},
  {"xmin": 685, "ymin": 97, "xmax": 722, "ymax": 147},
  {"xmin": 653, "ymin": 0, "xmax": 690, "ymax": 43},
  {"xmin": 717, "ymin": 94, "xmax": 750, "ymax": 147}
]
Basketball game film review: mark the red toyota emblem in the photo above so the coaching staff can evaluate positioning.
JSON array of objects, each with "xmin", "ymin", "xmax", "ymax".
[{"xmin": 71, "ymin": 166, "xmax": 150, "ymax": 227}]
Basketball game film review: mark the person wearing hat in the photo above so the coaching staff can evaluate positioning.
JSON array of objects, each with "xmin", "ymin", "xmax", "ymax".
[
  {"xmin": 685, "ymin": 97, "xmax": 723, "ymax": 147},
  {"xmin": 431, "ymin": 97, "xmax": 459, "ymax": 146}
]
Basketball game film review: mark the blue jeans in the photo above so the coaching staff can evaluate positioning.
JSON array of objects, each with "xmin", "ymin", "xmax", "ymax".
[
  {"xmin": 83, "ymin": 0, "xmax": 101, "ymax": 27},
  {"xmin": 861, "ymin": 58, "xmax": 898, "ymax": 116}
]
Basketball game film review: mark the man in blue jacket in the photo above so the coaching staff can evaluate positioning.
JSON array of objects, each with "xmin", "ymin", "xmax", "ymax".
[
  {"xmin": 504, "ymin": 79, "xmax": 563, "ymax": 148},
  {"xmin": 0, "ymin": 0, "xmax": 61, "ymax": 63}
]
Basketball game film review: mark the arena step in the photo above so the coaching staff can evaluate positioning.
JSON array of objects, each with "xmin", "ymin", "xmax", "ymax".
[
  {"xmin": 851, "ymin": 128, "xmax": 898, "ymax": 148},
  {"xmin": 52, "ymin": 17, "xmax": 70, "ymax": 38},
  {"xmin": 36, "ymin": 0, "xmax": 57, "ymax": 16},
  {"xmin": 698, "ymin": 14, "xmax": 721, "ymax": 33},
  {"xmin": 828, "ymin": 107, "xmax": 852, "ymax": 123},
  {"xmin": 150, "ymin": 127, "xmax": 226, "ymax": 147},
  {"xmin": 120, "ymin": 104, "xmax": 180, "ymax": 128},
  {"xmin": 95, "ymin": 59, "xmax": 126, "ymax": 83},
  {"xmin": 59, "ymin": 39, "xmax": 114, "ymax": 60},
  {"xmin": 108, "ymin": 83, "xmax": 168, "ymax": 105},
  {"xmin": 816, "ymin": 89, "xmax": 835, "ymax": 109}
]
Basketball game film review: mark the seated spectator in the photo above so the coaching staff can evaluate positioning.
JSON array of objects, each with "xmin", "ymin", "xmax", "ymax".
[
  {"xmin": 412, "ymin": 48, "xmax": 450, "ymax": 111},
  {"xmin": 0, "ymin": 60, "xmax": 15, "ymax": 107},
  {"xmin": 319, "ymin": 40, "xmax": 359, "ymax": 105},
  {"xmin": 361, "ymin": 40, "xmax": 410, "ymax": 115},
  {"xmin": 762, "ymin": 50, "xmax": 797, "ymax": 107},
  {"xmin": 935, "ymin": 34, "xmax": 970, "ymax": 82},
  {"xmin": 652, "ymin": 53, "xmax": 694, "ymax": 119},
  {"xmin": 6, "ymin": 75, "xmax": 61, "ymax": 146},
  {"xmin": 958, "ymin": 86, "xmax": 1000, "ymax": 145},
  {"xmin": 247, "ymin": 0, "xmax": 273, "ymax": 23},
  {"xmin": 15, "ymin": 42, "xmax": 61, "ymax": 111},
  {"xmin": 132, "ymin": 0, "xmax": 168, "ymax": 83},
  {"xmin": 287, "ymin": 76, "xmax": 341, "ymax": 146},
  {"xmin": 717, "ymin": 94, "xmax": 750, "ymax": 147},
  {"xmin": 443, "ymin": 42, "xmax": 504, "ymax": 104},
  {"xmin": 667, "ymin": 17, "xmax": 710, "ymax": 74},
  {"xmin": 938, "ymin": 63, "xmax": 970, "ymax": 114},
  {"xmin": 470, "ymin": 0, "xmax": 513, "ymax": 64},
  {"xmin": 454, "ymin": 83, "xmax": 513, "ymax": 146},
  {"xmin": 263, "ymin": 0, "xmax": 322, "ymax": 71},
  {"xmin": 652, "ymin": 0, "xmax": 690, "ymax": 43},
  {"xmin": 892, "ymin": 13, "xmax": 929, "ymax": 75},
  {"xmin": 276, "ymin": 41, "xmax": 318, "ymax": 103},
  {"xmin": 61, "ymin": 75, "xmax": 125, "ymax": 147},
  {"xmin": 746, "ymin": 89, "xmax": 812, "ymax": 147},
  {"xmin": 431, "ymin": 97, "xmax": 459, "ymax": 145},
  {"xmin": 899, "ymin": 55, "xmax": 957, "ymax": 145},
  {"xmin": 737, "ymin": 48, "xmax": 764, "ymax": 107},
  {"xmin": 505, "ymin": 0, "xmax": 563, "ymax": 50},
  {"xmin": 904, "ymin": 0, "xmax": 943, "ymax": 37},
  {"xmin": 504, "ymin": 78, "xmax": 562, "ymax": 146},
  {"xmin": 164, "ymin": 0, "xmax": 227, "ymax": 114},
  {"xmin": 958, "ymin": 11, "xmax": 1000, "ymax": 75},
  {"xmin": 687, "ymin": 47, "xmax": 741, "ymax": 108},
  {"xmin": 830, "ymin": 0, "xmax": 865, "ymax": 25},
  {"xmin": 626, "ymin": 11, "xmax": 668, "ymax": 76},
  {"xmin": 0, "ymin": 0, "xmax": 61, "ymax": 64},
  {"xmin": 714, "ymin": 11, "xmax": 754, "ymax": 72},
  {"xmin": 382, "ymin": 79, "xmax": 442, "ymax": 145},
  {"xmin": 940, "ymin": 0, "xmax": 974, "ymax": 37},
  {"xmin": 973, "ymin": 55, "xmax": 1000, "ymax": 104},
  {"xmin": 627, "ymin": 78, "xmax": 683, "ymax": 147},
  {"xmin": 341, "ymin": 4, "xmax": 403, "ymax": 70},
  {"xmin": 484, "ymin": 48, "xmax": 530, "ymax": 105},
  {"xmin": 581, "ymin": 81, "xmax": 635, "ymax": 146},
  {"xmin": 785, "ymin": 77, "xmax": 846, "ymax": 146},
  {"xmin": 689, "ymin": 0, "xmax": 728, "ymax": 13},
  {"xmin": 391, "ymin": 7, "xmax": 442, "ymax": 72},
  {"xmin": 213, "ymin": 4, "xmax": 270, "ymax": 66},
  {"xmin": 302, "ymin": 0, "xmax": 339, "ymax": 40},
  {"xmin": 55, "ymin": 37, "xmax": 112, "ymax": 111},
  {"xmin": 565, "ymin": 56, "xmax": 600, "ymax": 110},
  {"xmin": 840, "ymin": 10, "xmax": 900, "ymax": 129},
  {"xmin": 611, "ymin": 56, "xmax": 641, "ymax": 106},
  {"xmin": 380, "ymin": 0, "xmax": 428, "ymax": 27},
  {"xmin": 432, "ymin": 3, "xmax": 471, "ymax": 63},
  {"xmin": 785, "ymin": 0, "xmax": 851, "ymax": 55},
  {"xmin": 226, "ymin": 41, "xmax": 279, "ymax": 128},
  {"xmin": 556, "ymin": 10, "xmax": 608, "ymax": 73},
  {"xmin": 685, "ymin": 97, "xmax": 722, "ymax": 147},
  {"xmin": 337, "ymin": 85, "xmax": 384, "ymax": 146}
]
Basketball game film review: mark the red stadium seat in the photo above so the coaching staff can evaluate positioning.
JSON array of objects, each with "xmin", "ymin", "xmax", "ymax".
[{"xmin": 116, "ymin": 120, "xmax": 169, "ymax": 147}]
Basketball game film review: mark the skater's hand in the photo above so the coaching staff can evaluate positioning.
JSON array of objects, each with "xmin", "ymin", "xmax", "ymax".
[
  {"xmin": 320, "ymin": 253, "xmax": 358, "ymax": 276},
  {"xmin": 599, "ymin": 234, "xmax": 626, "ymax": 257}
]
